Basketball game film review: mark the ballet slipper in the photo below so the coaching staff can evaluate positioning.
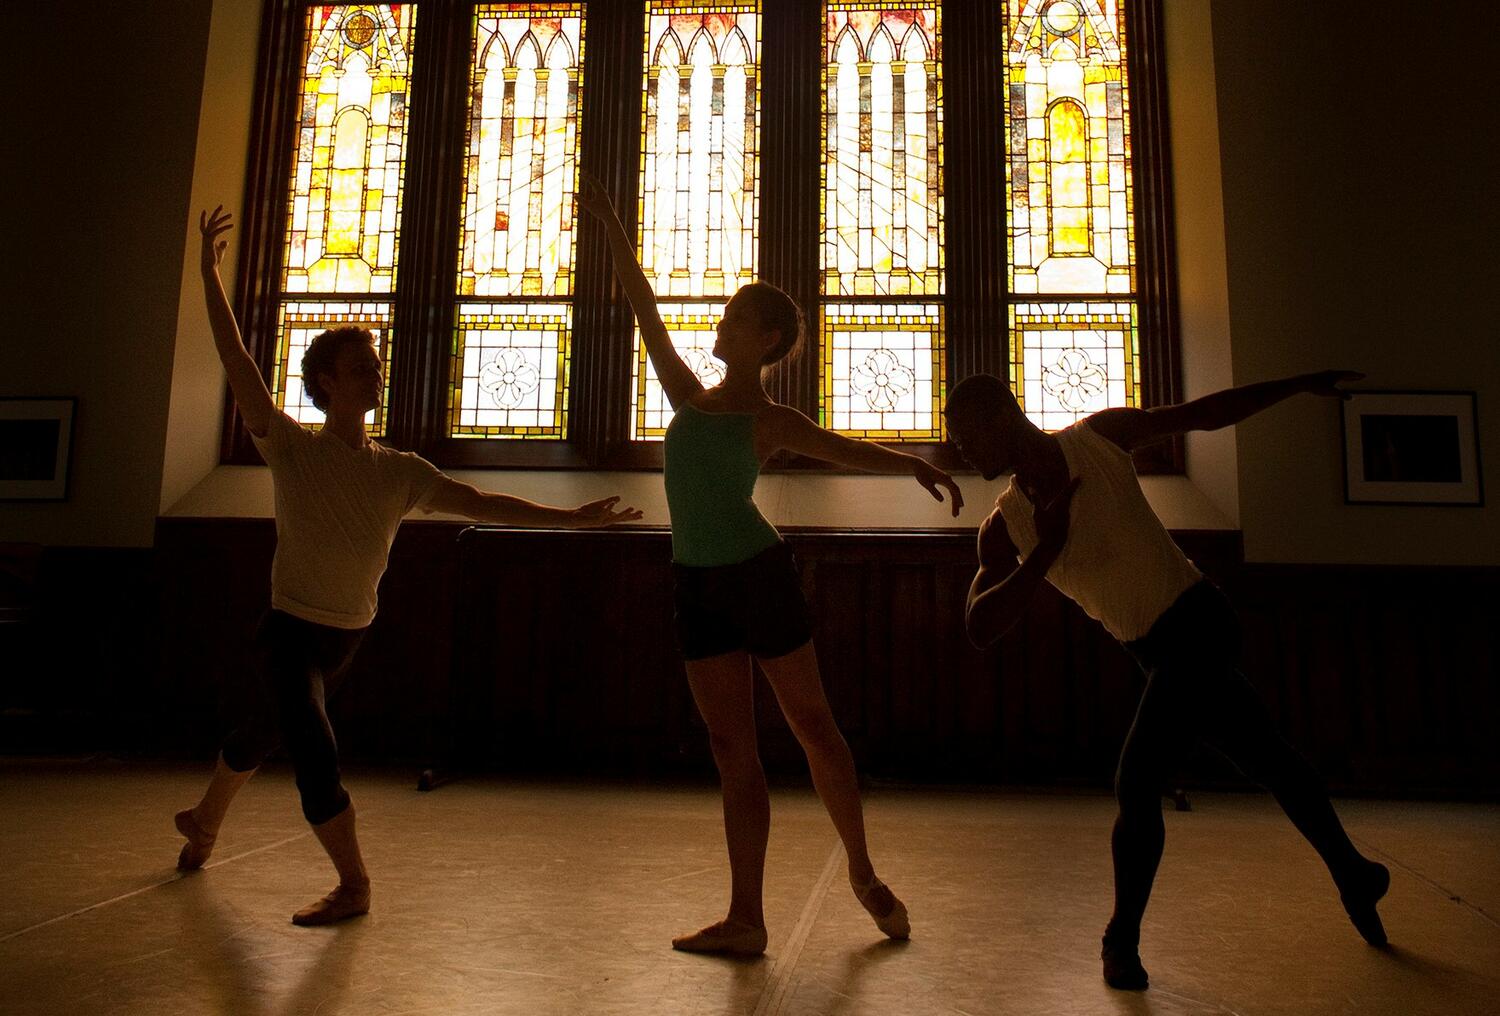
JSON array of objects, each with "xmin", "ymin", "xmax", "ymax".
[
  {"xmin": 291, "ymin": 882, "xmax": 371, "ymax": 926},
  {"xmin": 174, "ymin": 809, "xmax": 216, "ymax": 870},
  {"xmin": 851, "ymin": 874, "xmax": 910, "ymax": 940},
  {"xmin": 671, "ymin": 918, "xmax": 768, "ymax": 956}
]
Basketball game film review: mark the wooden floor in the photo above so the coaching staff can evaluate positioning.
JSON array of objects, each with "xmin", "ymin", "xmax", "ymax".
[{"xmin": 1, "ymin": 760, "xmax": 1496, "ymax": 1015}]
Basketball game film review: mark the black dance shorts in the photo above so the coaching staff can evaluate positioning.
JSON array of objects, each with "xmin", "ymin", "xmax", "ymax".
[{"xmin": 671, "ymin": 540, "xmax": 814, "ymax": 661}]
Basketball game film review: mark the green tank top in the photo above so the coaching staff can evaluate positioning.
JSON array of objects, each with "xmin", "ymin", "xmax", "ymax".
[{"xmin": 663, "ymin": 403, "xmax": 782, "ymax": 566}]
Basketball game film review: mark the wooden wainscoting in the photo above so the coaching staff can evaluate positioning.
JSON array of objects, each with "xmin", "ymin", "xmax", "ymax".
[{"xmin": 148, "ymin": 519, "xmax": 1498, "ymax": 794}]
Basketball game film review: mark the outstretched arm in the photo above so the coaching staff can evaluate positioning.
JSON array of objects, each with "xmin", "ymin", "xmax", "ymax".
[
  {"xmin": 199, "ymin": 207, "xmax": 275, "ymax": 437},
  {"xmin": 1088, "ymin": 370, "xmax": 1364, "ymax": 452},
  {"xmin": 575, "ymin": 172, "xmax": 702, "ymax": 409},
  {"xmin": 422, "ymin": 477, "xmax": 643, "ymax": 529},
  {"xmin": 760, "ymin": 405, "xmax": 964, "ymax": 517},
  {"xmin": 965, "ymin": 482, "xmax": 1078, "ymax": 647}
]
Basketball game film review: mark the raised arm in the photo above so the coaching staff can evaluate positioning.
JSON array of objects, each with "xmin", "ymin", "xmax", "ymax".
[
  {"xmin": 199, "ymin": 207, "xmax": 275, "ymax": 437},
  {"xmin": 758, "ymin": 405, "xmax": 964, "ymax": 516},
  {"xmin": 575, "ymin": 172, "xmax": 702, "ymax": 409},
  {"xmin": 965, "ymin": 482, "xmax": 1078, "ymax": 648},
  {"xmin": 422, "ymin": 476, "xmax": 643, "ymax": 529},
  {"xmin": 1088, "ymin": 370, "xmax": 1365, "ymax": 452}
]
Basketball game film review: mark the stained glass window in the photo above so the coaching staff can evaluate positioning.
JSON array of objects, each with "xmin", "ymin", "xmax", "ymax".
[
  {"xmin": 631, "ymin": 2, "xmax": 762, "ymax": 440},
  {"xmin": 450, "ymin": 4, "xmax": 584, "ymax": 439},
  {"xmin": 631, "ymin": 302, "xmax": 730, "ymax": 439},
  {"xmin": 1005, "ymin": 0, "xmax": 1138, "ymax": 428},
  {"xmin": 271, "ymin": 301, "xmax": 395, "ymax": 426},
  {"xmin": 823, "ymin": 303, "xmax": 943, "ymax": 438},
  {"xmin": 272, "ymin": 5, "xmax": 417, "ymax": 435},
  {"xmin": 819, "ymin": 3, "xmax": 944, "ymax": 440}
]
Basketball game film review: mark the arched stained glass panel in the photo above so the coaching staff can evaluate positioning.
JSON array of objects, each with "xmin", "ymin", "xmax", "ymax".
[
  {"xmin": 272, "ymin": 4, "xmax": 418, "ymax": 435},
  {"xmin": 450, "ymin": 4, "xmax": 584, "ymax": 439},
  {"xmin": 819, "ymin": 3, "xmax": 944, "ymax": 440},
  {"xmin": 1005, "ymin": 0, "xmax": 1139, "ymax": 428},
  {"xmin": 631, "ymin": 2, "xmax": 762, "ymax": 440}
]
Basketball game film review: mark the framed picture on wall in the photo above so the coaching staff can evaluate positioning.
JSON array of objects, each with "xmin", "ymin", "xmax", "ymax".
[
  {"xmin": 1341, "ymin": 390, "xmax": 1483, "ymax": 506},
  {"xmin": 0, "ymin": 397, "xmax": 77, "ymax": 501}
]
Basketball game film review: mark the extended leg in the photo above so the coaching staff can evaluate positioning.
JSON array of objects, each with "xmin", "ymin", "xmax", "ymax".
[
  {"xmin": 1203, "ymin": 670, "xmax": 1389, "ymax": 946},
  {"xmin": 760, "ymin": 642, "xmax": 908, "ymax": 940}
]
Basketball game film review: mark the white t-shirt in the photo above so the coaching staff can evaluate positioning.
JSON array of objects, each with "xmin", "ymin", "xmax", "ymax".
[
  {"xmin": 252, "ymin": 411, "xmax": 444, "ymax": 629},
  {"xmin": 996, "ymin": 420, "xmax": 1202, "ymax": 642}
]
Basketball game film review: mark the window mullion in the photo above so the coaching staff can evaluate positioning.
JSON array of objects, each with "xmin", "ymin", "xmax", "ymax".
[
  {"xmin": 759, "ymin": 0, "xmax": 822, "ymax": 418},
  {"xmin": 941, "ymin": 0, "xmax": 1008, "ymax": 386},
  {"xmin": 387, "ymin": 0, "xmax": 470, "ymax": 452}
]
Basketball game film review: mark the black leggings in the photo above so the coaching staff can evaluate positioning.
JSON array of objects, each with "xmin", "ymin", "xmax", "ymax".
[
  {"xmin": 220, "ymin": 610, "xmax": 365, "ymax": 826},
  {"xmin": 1108, "ymin": 582, "xmax": 1363, "ymax": 942}
]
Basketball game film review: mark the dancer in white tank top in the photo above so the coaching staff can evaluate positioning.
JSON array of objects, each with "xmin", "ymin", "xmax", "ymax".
[{"xmin": 945, "ymin": 371, "xmax": 1391, "ymax": 992}]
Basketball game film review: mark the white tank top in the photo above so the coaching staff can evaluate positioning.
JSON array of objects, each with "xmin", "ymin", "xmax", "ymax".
[{"xmin": 997, "ymin": 421, "xmax": 1202, "ymax": 642}]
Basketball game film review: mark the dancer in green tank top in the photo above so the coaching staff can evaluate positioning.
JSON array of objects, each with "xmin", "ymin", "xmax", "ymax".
[{"xmin": 579, "ymin": 172, "xmax": 963, "ymax": 955}]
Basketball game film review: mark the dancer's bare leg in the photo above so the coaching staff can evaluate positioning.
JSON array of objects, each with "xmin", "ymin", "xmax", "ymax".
[
  {"xmin": 176, "ymin": 753, "xmax": 256, "ymax": 869},
  {"xmin": 292, "ymin": 802, "xmax": 371, "ymax": 926},
  {"xmin": 673, "ymin": 651, "xmax": 770, "ymax": 955},
  {"xmin": 759, "ymin": 642, "xmax": 909, "ymax": 938}
]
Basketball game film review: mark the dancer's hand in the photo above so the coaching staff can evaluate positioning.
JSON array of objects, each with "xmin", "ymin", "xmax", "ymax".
[
  {"xmin": 566, "ymin": 495, "xmax": 643, "ymax": 529},
  {"xmin": 1302, "ymin": 370, "xmax": 1364, "ymax": 400},
  {"xmin": 1034, "ymin": 478, "xmax": 1080, "ymax": 551},
  {"xmin": 912, "ymin": 459, "xmax": 964, "ymax": 517},
  {"xmin": 576, "ymin": 170, "xmax": 617, "ymax": 222},
  {"xmin": 199, "ymin": 206, "xmax": 233, "ymax": 274}
]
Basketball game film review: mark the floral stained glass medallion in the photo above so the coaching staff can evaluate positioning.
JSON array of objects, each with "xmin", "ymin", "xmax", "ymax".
[
  {"xmin": 451, "ymin": 5, "xmax": 584, "ymax": 439},
  {"xmin": 1004, "ymin": 0, "xmax": 1140, "ymax": 427}
]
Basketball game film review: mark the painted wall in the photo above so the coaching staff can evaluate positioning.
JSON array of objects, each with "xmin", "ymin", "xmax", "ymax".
[
  {"xmin": 1213, "ymin": 0, "xmax": 1499, "ymax": 564},
  {"xmin": 0, "ymin": 0, "xmax": 213, "ymax": 547}
]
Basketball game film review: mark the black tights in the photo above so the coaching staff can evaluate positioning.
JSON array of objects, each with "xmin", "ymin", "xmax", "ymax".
[
  {"xmin": 220, "ymin": 610, "xmax": 365, "ymax": 826},
  {"xmin": 1108, "ymin": 582, "xmax": 1364, "ymax": 943}
]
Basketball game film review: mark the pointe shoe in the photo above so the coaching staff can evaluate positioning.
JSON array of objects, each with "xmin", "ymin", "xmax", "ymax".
[
  {"xmin": 852, "ymin": 875, "xmax": 911, "ymax": 940},
  {"xmin": 1101, "ymin": 933, "xmax": 1150, "ymax": 991},
  {"xmin": 671, "ymin": 919, "xmax": 768, "ymax": 956},
  {"xmin": 174, "ymin": 809, "xmax": 216, "ymax": 870},
  {"xmin": 291, "ymin": 882, "xmax": 371, "ymax": 926},
  {"xmin": 1340, "ymin": 860, "xmax": 1391, "ymax": 947}
]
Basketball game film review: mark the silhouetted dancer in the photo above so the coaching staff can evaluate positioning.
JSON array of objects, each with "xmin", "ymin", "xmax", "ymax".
[
  {"xmin": 946, "ymin": 371, "xmax": 1390, "ymax": 990},
  {"xmin": 578, "ymin": 172, "xmax": 965, "ymax": 954},
  {"xmin": 174, "ymin": 207, "xmax": 640, "ymax": 926}
]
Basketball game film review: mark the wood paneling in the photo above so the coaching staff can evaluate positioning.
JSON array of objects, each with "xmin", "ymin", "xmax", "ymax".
[{"xmin": 133, "ymin": 520, "xmax": 1500, "ymax": 795}]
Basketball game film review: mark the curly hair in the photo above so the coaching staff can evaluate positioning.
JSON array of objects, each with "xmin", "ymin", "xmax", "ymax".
[{"xmin": 300, "ymin": 326, "xmax": 376, "ymax": 412}]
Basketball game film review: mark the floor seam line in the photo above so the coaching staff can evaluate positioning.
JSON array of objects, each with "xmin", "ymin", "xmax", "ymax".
[
  {"xmin": 1353, "ymin": 835, "xmax": 1500, "ymax": 930},
  {"xmin": 0, "ymin": 831, "xmax": 311, "ymax": 943},
  {"xmin": 752, "ymin": 840, "xmax": 841, "ymax": 1016}
]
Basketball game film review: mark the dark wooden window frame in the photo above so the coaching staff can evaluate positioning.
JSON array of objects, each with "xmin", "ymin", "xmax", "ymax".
[{"xmin": 225, "ymin": 0, "xmax": 1182, "ymax": 474}]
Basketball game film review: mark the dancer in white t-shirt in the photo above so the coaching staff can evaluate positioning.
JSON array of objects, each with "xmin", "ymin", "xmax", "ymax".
[
  {"xmin": 945, "ymin": 371, "xmax": 1390, "ymax": 991},
  {"xmin": 173, "ymin": 207, "xmax": 641, "ymax": 926}
]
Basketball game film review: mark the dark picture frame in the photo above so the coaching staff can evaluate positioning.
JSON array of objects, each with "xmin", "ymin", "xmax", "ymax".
[
  {"xmin": 0, "ymin": 397, "xmax": 78, "ymax": 502},
  {"xmin": 1341, "ymin": 390, "xmax": 1482, "ymax": 506}
]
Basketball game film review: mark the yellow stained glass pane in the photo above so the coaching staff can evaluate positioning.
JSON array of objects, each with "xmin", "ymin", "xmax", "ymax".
[
  {"xmin": 630, "ymin": 302, "xmax": 729, "ymax": 440},
  {"xmin": 1004, "ymin": 0, "xmax": 1133, "ymax": 296},
  {"xmin": 458, "ymin": 5, "xmax": 585, "ymax": 299},
  {"xmin": 639, "ymin": 3, "xmax": 762, "ymax": 299},
  {"xmin": 1009, "ymin": 300, "xmax": 1137, "ymax": 432},
  {"xmin": 820, "ymin": 302, "xmax": 944, "ymax": 439},
  {"xmin": 821, "ymin": 3, "xmax": 943, "ymax": 298},
  {"xmin": 282, "ymin": 6, "xmax": 416, "ymax": 297},
  {"xmin": 271, "ymin": 301, "xmax": 394, "ymax": 435},
  {"xmin": 449, "ymin": 302, "xmax": 571, "ymax": 438}
]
